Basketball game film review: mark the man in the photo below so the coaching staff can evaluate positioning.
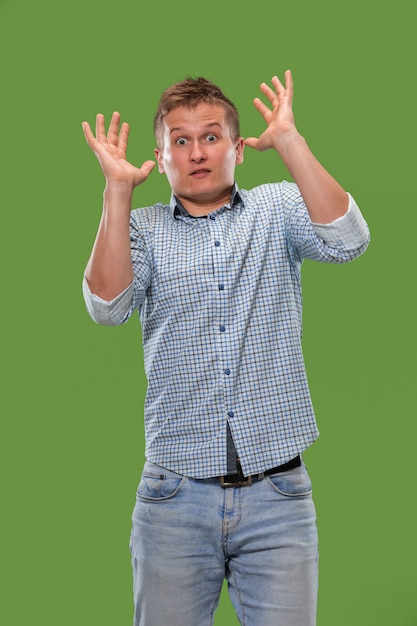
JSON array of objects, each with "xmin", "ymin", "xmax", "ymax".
[{"xmin": 82, "ymin": 70, "xmax": 369, "ymax": 626}]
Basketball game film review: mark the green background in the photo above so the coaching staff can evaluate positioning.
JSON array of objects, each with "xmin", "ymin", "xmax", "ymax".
[{"xmin": 2, "ymin": 0, "xmax": 416, "ymax": 624}]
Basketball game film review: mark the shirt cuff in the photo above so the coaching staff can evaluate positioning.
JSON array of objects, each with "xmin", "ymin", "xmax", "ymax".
[
  {"xmin": 311, "ymin": 193, "xmax": 369, "ymax": 248},
  {"xmin": 82, "ymin": 277, "xmax": 134, "ymax": 325}
]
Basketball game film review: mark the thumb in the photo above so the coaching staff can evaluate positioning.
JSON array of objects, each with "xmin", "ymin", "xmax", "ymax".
[
  {"xmin": 140, "ymin": 160, "xmax": 157, "ymax": 177},
  {"xmin": 244, "ymin": 137, "xmax": 259, "ymax": 149}
]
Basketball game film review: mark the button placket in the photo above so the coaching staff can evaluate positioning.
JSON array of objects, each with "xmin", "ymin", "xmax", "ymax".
[{"xmin": 209, "ymin": 214, "xmax": 235, "ymax": 431}]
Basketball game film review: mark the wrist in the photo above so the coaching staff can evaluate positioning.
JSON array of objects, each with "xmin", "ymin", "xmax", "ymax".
[
  {"xmin": 102, "ymin": 183, "xmax": 134, "ymax": 220},
  {"xmin": 272, "ymin": 127, "xmax": 304, "ymax": 153},
  {"xmin": 104, "ymin": 179, "xmax": 135, "ymax": 196}
]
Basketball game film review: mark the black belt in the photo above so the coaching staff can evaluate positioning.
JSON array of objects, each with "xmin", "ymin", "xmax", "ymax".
[{"xmin": 218, "ymin": 455, "xmax": 301, "ymax": 488}]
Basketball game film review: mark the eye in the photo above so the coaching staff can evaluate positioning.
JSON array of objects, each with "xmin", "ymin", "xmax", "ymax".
[
  {"xmin": 175, "ymin": 137, "xmax": 188, "ymax": 145},
  {"xmin": 206, "ymin": 134, "xmax": 217, "ymax": 142}
]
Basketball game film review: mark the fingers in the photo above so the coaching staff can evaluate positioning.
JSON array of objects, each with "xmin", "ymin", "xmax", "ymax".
[
  {"xmin": 257, "ymin": 70, "xmax": 293, "ymax": 107},
  {"xmin": 95, "ymin": 113, "xmax": 107, "ymax": 143},
  {"xmin": 252, "ymin": 96, "xmax": 272, "ymax": 121},
  {"xmin": 81, "ymin": 120, "xmax": 96, "ymax": 149},
  {"xmin": 83, "ymin": 112, "xmax": 131, "ymax": 154},
  {"xmin": 94, "ymin": 111, "xmax": 123, "ymax": 147},
  {"xmin": 107, "ymin": 111, "xmax": 122, "ymax": 147},
  {"xmin": 273, "ymin": 69, "xmax": 293, "ymax": 103},
  {"xmin": 259, "ymin": 81, "xmax": 280, "ymax": 105},
  {"xmin": 246, "ymin": 70, "xmax": 296, "ymax": 151},
  {"xmin": 117, "ymin": 121, "xmax": 130, "ymax": 155}
]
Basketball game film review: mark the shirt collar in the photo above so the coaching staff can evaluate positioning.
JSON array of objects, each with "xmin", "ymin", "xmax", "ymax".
[{"xmin": 170, "ymin": 183, "xmax": 243, "ymax": 220}]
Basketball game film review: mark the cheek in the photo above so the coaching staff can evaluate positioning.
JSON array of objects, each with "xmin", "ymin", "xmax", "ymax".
[
  {"xmin": 164, "ymin": 151, "xmax": 184, "ymax": 172},
  {"xmin": 160, "ymin": 158, "xmax": 184, "ymax": 187},
  {"xmin": 222, "ymin": 150, "xmax": 239, "ymax": 172}
]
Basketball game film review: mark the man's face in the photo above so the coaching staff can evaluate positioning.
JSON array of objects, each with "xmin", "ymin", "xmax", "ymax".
[{"xmin": 155, "ymin": 103, "xmax": 244, "ymax": 214}]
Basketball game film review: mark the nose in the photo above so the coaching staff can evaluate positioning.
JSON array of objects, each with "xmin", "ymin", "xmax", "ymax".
[{"xmin": 190, "ymin": 140, "xmax": 206, "ymax": 163}]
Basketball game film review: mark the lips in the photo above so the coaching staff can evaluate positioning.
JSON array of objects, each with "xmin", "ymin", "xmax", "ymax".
[{"xmin": 190, "ymin": 168, "xmax": 211, "ymax": 177}]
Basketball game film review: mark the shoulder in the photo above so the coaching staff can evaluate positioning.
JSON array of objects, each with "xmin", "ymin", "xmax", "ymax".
[
  {"xmin": 130, "ymin": 203, "xmax": 172, "ymax": 233},
  {"xmin": 238, "ymin": 181, "xmax": 301, "ymax": 205}
]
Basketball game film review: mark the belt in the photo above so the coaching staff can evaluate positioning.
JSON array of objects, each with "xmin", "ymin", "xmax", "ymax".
[{"xmin": 218, "ymin": 455, "xmax": 301, "ymax": 488}]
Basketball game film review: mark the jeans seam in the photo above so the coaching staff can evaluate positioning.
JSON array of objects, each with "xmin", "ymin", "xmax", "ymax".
[{"xmin": 228, "ymin": 566, "xmax": 248, "ymax": 626}]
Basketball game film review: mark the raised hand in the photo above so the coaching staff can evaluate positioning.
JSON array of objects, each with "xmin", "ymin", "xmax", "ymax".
[
  {"xmin": 244, "ymin": 70, "xmax": 349, "ymax": 223},
  {"xmin": 244, "ymin": 70, "xmax": 297, "ymax": 152},
  {"xmin": 82, "ymin": 112, "xmax": 155, "ymax": 188}
]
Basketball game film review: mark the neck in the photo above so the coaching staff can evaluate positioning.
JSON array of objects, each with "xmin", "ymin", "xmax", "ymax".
[{"xmin": 176, "ymin": 187, "xmax": 234, "ymax": 217}]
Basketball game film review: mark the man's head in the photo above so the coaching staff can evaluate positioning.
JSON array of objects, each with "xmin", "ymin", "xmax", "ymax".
[
  {"xmin": 154, "ymin": 76, "xmax": 240, "ymax": 150},
  {"xmin": 153, "ymin": 77, "xmax": 244, "ymax": 215}
]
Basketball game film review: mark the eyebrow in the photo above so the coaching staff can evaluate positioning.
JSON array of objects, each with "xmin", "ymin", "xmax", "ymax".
[{"xmin": 169, "ymin": 122, "xmax": 223, "ymax": 135}]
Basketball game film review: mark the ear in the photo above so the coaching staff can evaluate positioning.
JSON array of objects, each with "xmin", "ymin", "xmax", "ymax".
[
  {"xmin": 154, "ymin": 147, "xmax": 165, "ymax": 174},
  {"xmin": 235, "ymin": 137, "xmax": 245, "ymax": 165}
]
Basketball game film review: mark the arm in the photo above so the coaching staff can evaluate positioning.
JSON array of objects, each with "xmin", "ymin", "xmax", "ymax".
[
  {"xmin": 82, "ymin": 112, "xmax": 155, "ymax": 301},
  {"xmin": 244, "ymin": 70, "xmax": 348, "ymax": 224}
]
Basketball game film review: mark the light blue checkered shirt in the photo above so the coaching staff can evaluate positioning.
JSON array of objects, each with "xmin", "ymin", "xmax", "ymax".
[{"xmin": 83, "ymin": 181, "xmax": 369, "ymax": 478}]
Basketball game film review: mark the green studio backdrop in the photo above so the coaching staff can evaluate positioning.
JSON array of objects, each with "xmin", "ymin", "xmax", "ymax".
[{"xmin": 1, "ymin": 0, "xmax": 416, "ymax": 624}]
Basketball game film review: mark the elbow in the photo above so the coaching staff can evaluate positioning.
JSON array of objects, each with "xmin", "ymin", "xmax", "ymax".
[{"xmin": 82, "ymin": 277, "xmax": 133, "ymax": 326}]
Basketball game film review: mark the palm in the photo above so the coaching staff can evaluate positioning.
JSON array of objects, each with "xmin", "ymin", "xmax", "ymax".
[
  {"xmin": 245, "ymin": 70, "xmax": 296, "ymax": 152},
  {"xmin": 82, "ymin": 112, "xmax": 155, "ymax": 187}
]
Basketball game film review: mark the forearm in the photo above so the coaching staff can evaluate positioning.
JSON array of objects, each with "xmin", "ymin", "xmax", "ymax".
[
  {"xmin": 274, "ymin": 129, "xmax": 348, "ymax": 224},
  {"xmin": 84, "ymin": 182, "xmax": 134, "ymax": 301}
]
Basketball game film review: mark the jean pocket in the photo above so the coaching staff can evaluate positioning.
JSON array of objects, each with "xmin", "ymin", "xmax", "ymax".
[
  {"xmin": 265, "ymin": 464, "xmax": 312, "ymax": 498},
  {"xmin": 136, "ymin": 471, "xmax": 185, "ymax": 501}
]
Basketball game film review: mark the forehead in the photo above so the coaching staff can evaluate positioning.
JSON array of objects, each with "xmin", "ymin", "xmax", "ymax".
[{"xmin": 162, "ymin": 102, "xmax": 229, "ymax": 135}]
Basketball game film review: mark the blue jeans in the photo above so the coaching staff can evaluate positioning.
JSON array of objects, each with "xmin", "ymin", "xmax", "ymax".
[{"xmin": 129, "ymin": 459, "xmax": 318, "ymax": 626}]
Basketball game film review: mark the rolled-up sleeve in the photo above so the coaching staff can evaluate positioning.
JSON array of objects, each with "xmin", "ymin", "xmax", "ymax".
[
  {"xmin": 311, "ymin": 194, "xmax": 370, "ymax": 250},
  {"xmin": 82, "ymin": 209, "xmax": 153, "ymax": 326},
  {"xmin": 82, "ymin": 278, "xmax": 135, "ymax": 326},
  {"xmin": 284, "ymin": 183, "xmax": 370, "ymax": 263}
]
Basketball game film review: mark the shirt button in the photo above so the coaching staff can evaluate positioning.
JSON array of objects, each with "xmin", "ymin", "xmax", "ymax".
[
  {"xmin": 224, "ymin": 369, "xmax": 231, "ymax": 375},
  {"xmin": 228, "ymin": 411, "xmax": 234, "ymax": 417},
  {"xmin": 219, "ymin": 325, "xmax": 226, "ymax": 332},
  {"xmin": 218, "ymin": 284, "xmax": 224, "ymax": 290},
  {"xmin": 209, "ymin": 215, "xmax": 216, "ymax": 220},
  {"xmin": 214, "ymin": 240, "xmax": 220, "ymax": 246}
]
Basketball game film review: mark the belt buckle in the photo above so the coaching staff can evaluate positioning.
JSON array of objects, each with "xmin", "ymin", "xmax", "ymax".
[
  {"xmin": 219, "ymin": 460, "xmax": 252, "ymax": 488},
  {"xmin": 219, "ymin": 475, "xmax": 252, "ymax": 488}
]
